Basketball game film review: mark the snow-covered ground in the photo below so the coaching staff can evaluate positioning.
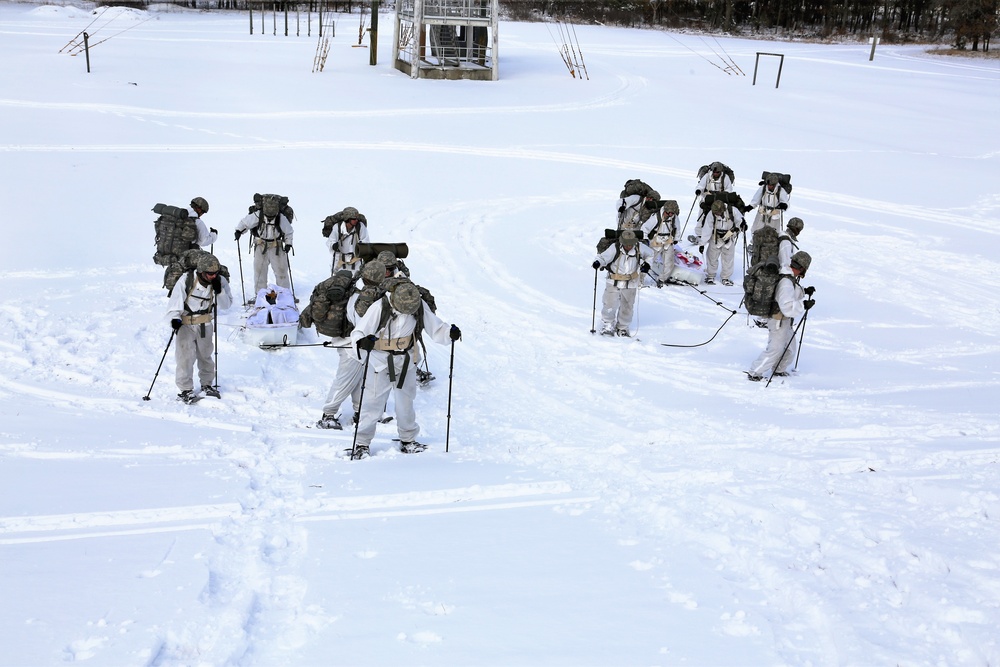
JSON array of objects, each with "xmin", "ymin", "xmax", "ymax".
[{"xmin": 1, "ymin": 3, "xmax": 999, "ymax": 665}]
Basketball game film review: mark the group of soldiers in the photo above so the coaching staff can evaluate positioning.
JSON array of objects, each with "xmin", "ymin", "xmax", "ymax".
[
  {"xmin": 161, "ymin": 196, "xmax": 461, "ymax": 458},
  {"xmin": 593, "ymin": 163, "xmax": 815, "ymax": 380}
]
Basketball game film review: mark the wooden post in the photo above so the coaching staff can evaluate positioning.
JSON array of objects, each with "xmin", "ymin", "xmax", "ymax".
[
  {"xmin": 284, "ymin": 1, "xmax": 288, "ymax": 36},
  {"xmin": 249, "ymin": 3, "xmax": 253, "ymax": 34},
  {"xmin": 369, "ymin": 0, "xmax": 378, "ymax": 65},
  {"xmin": 869, "ymin": 36, "xmax": 880, "ymax": 61},
  {"xmin": 83, "ymin": 31, "xmax": 91, "ymax": 72}
]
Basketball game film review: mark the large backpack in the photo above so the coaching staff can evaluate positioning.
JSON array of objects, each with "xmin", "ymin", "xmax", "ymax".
[
  {"xmin": 701, "ymin": 191, "xmax": 747, "ymax": 217},
  {"xmin": 620, "ymin": 178, "xmax": 655, "ymax": 199},
  {"xmin": 749, "ymin": 226, "xmax": 781, "ymax": 269},
  {"xmin": 381, "ymin": 275, "xmax": 437, "ymax": 313},
  {"xmin": 697, "ymin": 163, "xmax": 736, "ymax": 185},
  {"xmin": 760, "ymin": 171, "xmax": 793, "ymax": 195},
  {"xmin": 163, "ymin": 248, "xmax": 230, "ymax": 295},
  {"xmin": 249, "ymin": 193, "xmax": 294, "ymax": 239},
  {"xmin": 321, "ymin": 207, "xmax": 367, "ymax": 239},
  {"xmin": 152, "ymin": 203, "xmax": 199, "ymax": 267},
  {"xmin": 299, "ymin": 270, "xmax": 356, "ymax": 338},
  {"xmin": 743, "ymin": 259, "xmax": 790, "ymax": 318}
]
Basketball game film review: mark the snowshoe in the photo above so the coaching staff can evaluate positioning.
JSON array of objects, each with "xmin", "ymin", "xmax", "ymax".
[
  {"xmin": 687, "ymin": 234, "xmax": 699, "ymax": 244},
  {"xmin": 616, "ymin": 328, "xmax": 631, "ymax": 337},
  {"xmin": 399, "ymin": 441, "xmax": 428, "ymax": 454},
  {"xmin": 745, "ymin": 372, "xmax": 763, "ymax": 382},
  {"xmin": 201, "ymin": 385, "xmax": 221, "ymax": 399},
  {"xmin": 705, "ymin": 277, "xmax": 716, "ymax": 285},
  {"xmin": 600, "ymin": 326, "xmax": 615, "ymax": 336},
  {"xmin": 178, "ymin": 390, "xmax": 202, "ymax": 404},
  {"xmin": 415, "ymin": 368, "xmax": 435, "ymax": 386},
  {"xmin": 344, "ymin": 445, "xmax": 370, "ymax": 460},
  {"xmin": 316, "ymin": 414, "xmax": 343, "ymax": 430},
  {"xmin": 721, "ymin": 279, "xmax": 734, "ymax": 287}
]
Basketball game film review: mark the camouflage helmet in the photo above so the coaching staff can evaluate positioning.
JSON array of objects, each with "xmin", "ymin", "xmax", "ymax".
[
  {"xmin": 196, "ymin": 254, "xmax": 220, "ymax": 274},
  {"xmin": 790, "ymin": 251, "xmax": 812, "ymax": 275},
  {"xmin": 710, "ymin": 161, "xmax": 724, "ymax": 172},
  {"xmin": 376, "ymin": 250, "xmax": 397, "ymax": 268},
  {"xmin": 190, "ymin": 196, "xmax": 209, "ymax": 214},
  {"xmin": 341, "ymin": 206, "xmax": 361, "ymax": 221},
  {"xmin": 786, "ymin": 217, "xmax": 804, "ymax": 237},
  {"xmin": 766, "ymin": 173, "xmax": 780, "ymax": 186},
  {"xmin": 711, "ymin": 199, "xmax": 726, "ymax": 215},
  {"xmin": 390, "ymin": 282, "xmax": 422, "ymax": 315},
  {"xmin": 619, "ymin": 229, "xmax": 638, "ymax": 247},
  {"xmin": 661, "ymin": 200, "xmax": 680, "ymax": 216},
  {"xmin": 360, "ymin": 260, "xmax": 386, "ymax": 287}
]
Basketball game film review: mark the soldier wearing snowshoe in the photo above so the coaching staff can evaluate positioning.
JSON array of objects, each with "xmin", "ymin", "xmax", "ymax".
[
  {"xmin": 779, "ymin": 217, "xmax": 805, "ymax": 274},
  {"xmin": 642, "ymin": 199, "xmax": 679, "ymax": 286},
  {"xmin": 593, "ymin": 229, "xmax": 653, "ymax": 336},
  {"xmin": 188, "ymin": 197, "xmax": 217, "ymax": 249},
  {"xmin": 324, "ymin": 207, "xmax": 370, "ymax": 277},
  {"xmin": 315, "ymin": 261, "xmax": 386, "ymax": 430},
  {"xmin": 166, "ymin": 254, "xmax": 233, "ymax": 403},
  {"xmin": 699, "ymin": 199, "xmax": 745, "ymax": 287},
  {"xmin": 746, "ymin": 251, "xmax": 814, "ymax": 381},
  {"xmin": 234, "ymin": 195, "xmax": 294, "ymax": 295},
  {"xmin": 749, "ymin": 173, "xmax": 790, "ymax": 235},
  {"xmin": 617, "ymin": 179, "xmax": 660, "ymax": 231},
  {"xmin": 350, "ymin": 283, "xmax": 460, "ymax": 458},
  {"xmin": 693, "ymin": 162, "xmax": 734, "ymax": 240}
]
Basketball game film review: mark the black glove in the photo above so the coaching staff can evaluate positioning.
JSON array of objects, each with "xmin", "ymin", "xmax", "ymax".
[
  {"xmin": 758, "ymin": 180, "xmax": 766, "ymax": 186},
  {"xmin": 698, "ymin": 245, "xmax": 704, "ymax": 254},
  {"xmin": 803, "ymin": 286, "xmax": 816, "ymax": 296},
  {"xmin": 778, "ymin": 203, "xmax": 788, "ymax": 210},
  {"xmin": 211, "ymin": 275, "xmax": 222, "ymax": 294},
  {"xmin": 283, "ymin": 244, "xmax": 292, "ymax": 253},
  {"xmin": 640, "ymin": 261, "xmax": 651, "ymax": 274},
  {"xmin": 804, "ymin": 299, "xmax": 815, "ymax": 311},
  {"xmin": 209, "ymin": 227, "xmax": 217, "ymax": 235},
  {"xmin": 695, "ymin": 189, "xmax": 702, "ymax": 196},
  {"xmin": 171, "ymin": 318, "xmax": 182, "ymax": 332},
  {"xmin": 450, "ymin": 324, "xmax": 462, "ymax": 341},
  {"xmin": 592, "ymin": 260, "xmax": 601, "ymax": 270},
  {"xmin": 356, "ymin": 334, "xmax": 376, "ymax": 353},
  {"xmin": 744, "ymin": 205, "xmax": 754, "ymax": 214},
  {"xmin": 234, "ymin": 229, "xmax": 243, "ymax": 241},
  {"xmin": 740, "ymin": 221, "xmax": 748, "ymax": 231}
]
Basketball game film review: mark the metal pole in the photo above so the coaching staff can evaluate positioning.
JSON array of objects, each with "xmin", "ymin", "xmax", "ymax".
[
  {"xmin": 350, "ymin": 348, "xmax": 373, "ymax": 460},
  {"xmin": 765, "ymin": 315, "xmax": 807, "ymax": 387},
  {"xmin": 445, "ymin": 338, "xmax": 456, "ymax": 453},
  {"xmin": 213, "ymin": 302, "xmax": 219, "ymax": 389},
  {"xmin": 589, "ymin": 266, "xmax": 599, "ymax": 333},
  {"xmin": 83, "ymin": 32, "xmax": 91, "ymax": 73},
  {"xmin": 142, "ymin": 329, "xmax": 176, "ymax": 401},
  {"xmin": 236, "ymin": 238, "xmax": 247, "ymax": 306}
]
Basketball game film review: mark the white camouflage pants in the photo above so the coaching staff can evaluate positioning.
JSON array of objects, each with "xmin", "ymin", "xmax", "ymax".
[
  {"xmin": 355, "ymin": 352, "xmax": 419, "ymax": 448},
  {"xmin": 705, "ymin": 240, "xmax": 737, "ymax": 282},
  {"xmin": 174, "ymin": 322, "xmax": 215, "ymax": 392},
  {"xmin": 748, "ymin": 317, "xmax": 797, "ymax": 377},
  {"xmin": 601, "ymin": 283, "xmax": 637, "ymax": 331},
  {"xmin": 252, "ymin": 243, "xmax": 290, "ymax": 294},
  {"xmin": 322, "ymin": 345, "xmax": 364, "ymax": 418}
]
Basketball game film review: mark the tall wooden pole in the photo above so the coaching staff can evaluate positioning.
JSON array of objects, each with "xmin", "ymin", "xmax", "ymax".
[{"xmin": 369, "ymin": 0, "xmax": 378, "ymax": 65}]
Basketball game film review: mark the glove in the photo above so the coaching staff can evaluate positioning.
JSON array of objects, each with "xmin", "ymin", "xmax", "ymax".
[
  {"xmin": 758, "ymin": 180, "xmax": 766, "ymax": 186},
  {"xmin": 640, "ymin": 261, "xmax": 651, "ymax": 274},
  {"xmin": 743, "ymin": 205, "xmax": 754, "ymax": 214},
  {"xmin": 778, "ymin": 203, "xmax": 788, "ymax": 210},
  {"xmin": 283, "ymin": 244, "xmax": 292, "ymax": 253},
  {"xmin": 211, "ymin": 275, "xmax": 222, "ymax": 294},
  {"xmin": 450, "ymin": 324, "xmax": 462, "ymax": 341},
  {"xmin": 698, "ymin": 245, "xmax": 704, "ymax": 254},
  {"xmin": 592, "ymin": 260, "xmax": 601, "ymax": 270},
  {"xmin": 356, "ymin": 334, "xmax": 376, "ymax": 353},
  {"xmin": 803, "ymin": 286, "xmax": 816, "ymax": 296},
  {"xmin": 695, "ymin": 189, "xmax": 702, "ymax": 196},
  {"xmin": 171, "ymin": 318, "xmax": 182, "ymax": 332},
  {"xmin": 234, "ymin": 229, "xmax": 243, "ymax": 241},
  {"xmin": 740, "ymin": 221, "xmax": 748, "ymax": 231},
  {"xmin": 804, "ymin": 299, "xmax": 815, "ymax": 311},
  {"xmin": 209, "ymin": 227, "xmax": 217, "ymax": 235}
]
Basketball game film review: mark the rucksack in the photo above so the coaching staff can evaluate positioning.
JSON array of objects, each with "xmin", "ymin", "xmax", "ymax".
[
  {"xmin": 152, "ymin": 203, "xmax": 199, "ymax": 267},
  {"xmin": 321, "ymin": 207, "xmax": 367, "ymax": 238},
  {"xmin": 249, "ymin": 193, "xmax": 294, "ymax": 238},
  {"xmin": 381, "ymin": 276, "xmax": 437, "ymax": 313},
  {"xmin": 163, "ymin": 249, "xmax": 230, "ymax": 296},
  {"xmin": 760, "ymin": 171, "xmax": 793, "ymax": 195},
  {"xmin": 299, "ymin": 270, "xmax": 356, "ymax": 338},
  {"xmin": 743, "ymin": 259, "xmax": 791, "ymax": 318},
  {"xmin": 749, "ymin": 226, "xmax": 781, "ymax": 269},
  {"xmin": 701, "ymin": 191, "xmax": 747, "ymax": 216},
  {"xmin": 697, "ymin": 163, "xmax": 735, "ymax": 185},
  {"xmin": 620, "ymin": 179, "xmax": 655, "ymax": 199}
]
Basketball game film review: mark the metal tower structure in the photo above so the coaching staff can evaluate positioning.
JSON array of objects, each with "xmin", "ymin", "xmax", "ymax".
[{"xmin": 392, "ymin": 0, "xmax": 499, "ymax": 81}]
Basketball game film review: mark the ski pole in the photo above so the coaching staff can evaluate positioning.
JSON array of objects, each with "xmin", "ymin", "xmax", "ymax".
[
  {"xmin": 350, "ymin": 346, "xmax": 373, "ymax": 460},
  {"xmin": 236, "ymin": 238, "xmax": 247, "ymax": 306},
  {"xmin": 677, "ymin": 197, "xmax": 698, "ymax": 240},
  {"xmin": 589, "ymin": 266, "xmax": 599, "ymax": 333},
  {"xmin": 285, "ymin": 245, "xmax": 297, "ymax": 302},
  {"xmin": 794, "ymin": 310, "xmax": 810, "ymax": 371},
  {"xmin": 766, "ymin": 315, "xmax": 807, "ymax": 387},
  {"xmin": 213, "ymin": 302, "xmax": 219, "ymax": 389},
  {"xmin": 445, "ymin": 338, "xmax": 456, "ymax": 453},
  {"xmin": 142, "ymin": 329, "xmax": 176, "ymax": 401}
]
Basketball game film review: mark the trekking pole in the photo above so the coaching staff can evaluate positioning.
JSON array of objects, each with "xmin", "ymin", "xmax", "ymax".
[
  {"xmin": 236, "ymin": 238, "xmax": 247, "ymax": 306},
  {"xmin": 765, "ymin": 315, "xmax": 808, "ymax": 387},
  {"xmin": 677, "ymin": 197, "xmax": 698, "ymax": 240},
  {"xmin": 633, "ymin": 279, "xmax": 641, "ymax": 338},
  {"xmin": 589, "ymin": 266, "xmax": 599, "ymax": 333},
  {"xmin": 445, "ymin": 338, "xmax": 456, "ymax": 453},
  {"xmin": 213, "ymin": 302, "xmax": 219, "ymax": 389},
  {"xmin": 794, "ymin": 310, "xmax": 810, "ymax": 371},
  {"xmin": 350, "ymin": 347, "xmax": 373, "ymax": 460},
  {"xmin": 142, "ymin": 329, "xmax": 176, "ymax": 401},
  {"xmin": 285, "ymin": 245, "xmax": 297, "ymax": 302}
]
